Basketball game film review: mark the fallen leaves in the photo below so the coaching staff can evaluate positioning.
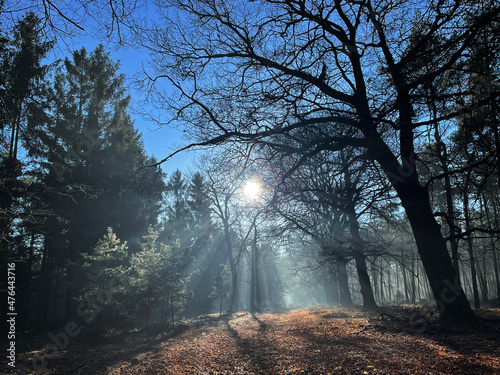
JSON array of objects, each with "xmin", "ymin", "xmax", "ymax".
[{"xmin": 10, "ymin": 307, "xmax": 500, "ymax": 375}]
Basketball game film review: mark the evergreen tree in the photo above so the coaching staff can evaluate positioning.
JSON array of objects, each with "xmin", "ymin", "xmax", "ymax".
[
  {"xmin": 211, "ymin": 264, "xmax": 231, "ymax": 316},
  {"xmin": 37, "ymin": 45, "xmax": 165, "ymax": 323},
  {"xmin": 0, "ymin": 11, "xmax": 53, "ymax": 332},
  {"xmin": 185, "ymin": 171, "xmax": 219, "ymax": 314},
  {"xmin": 128, "ymin": 226, "xmax": 189, "ymax": 325},
  {"xmin": 81, "ymin": 227, "xmax": 128, "ymax": 335},
  {"xmin": 161, "ymin": 169, "xmax": 192, "ymax": 266}
]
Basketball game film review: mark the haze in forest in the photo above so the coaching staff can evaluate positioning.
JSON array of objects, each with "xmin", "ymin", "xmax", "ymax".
[{"xmin": 1, "ymin": 0, "xmax": 500, "ymax": 373}]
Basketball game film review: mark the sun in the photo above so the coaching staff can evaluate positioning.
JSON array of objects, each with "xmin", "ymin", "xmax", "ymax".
[{"xmin": 243, "ymin": 180, "xmax": 260, "ymax": 199}]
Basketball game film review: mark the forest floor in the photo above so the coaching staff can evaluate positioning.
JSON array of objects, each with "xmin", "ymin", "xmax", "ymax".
[{"xmin": 4, "ymin": 306, "xmax": 500, "ymax": 375}]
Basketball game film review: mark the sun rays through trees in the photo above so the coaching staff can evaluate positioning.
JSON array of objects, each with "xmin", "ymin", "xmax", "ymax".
[{"xmin": 2, "ymin": 1, "xmax": 500, "ymax": 373}]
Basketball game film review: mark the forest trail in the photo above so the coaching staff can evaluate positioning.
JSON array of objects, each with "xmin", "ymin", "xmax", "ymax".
[{"xmin": 9, "ymin": 307, "xmax": 500, "ymax": 374}]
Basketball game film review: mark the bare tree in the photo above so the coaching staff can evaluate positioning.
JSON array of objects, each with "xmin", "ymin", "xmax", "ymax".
[
  {"xmin": 198, "ymin": 151, "xmax": 263, "ymax": 311},
  {"xmin": 0, "ymin": 0, "xmax": 142, "ymax": 42},
  {"xmin": 269, "ymin": 146, "xmax": 379, "ymax": 310},
  {"xmin": 141, "ymin": 0, "xmax": 500, "ymax": 322}
]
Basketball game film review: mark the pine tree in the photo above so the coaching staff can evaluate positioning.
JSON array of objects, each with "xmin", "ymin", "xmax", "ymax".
[
  {"xmin": 211, "ymin": 264, "xmax": 231, "ymax": 316},
  {"xmin": 0, "ymin": 11, "xmax": 53, "ymax": 332},
  {"xmin": 37, "ymin": 45, "xmax": 166, "ymax": 323},
  {"xmin": 185, "ymin": 172, "xmax": 218, "ymax": 314},
  {"xmin": 161, "ymin": 170, "xmax": 192, "ymax": 266},
  {"xmin": 81, "ymin": 227, "xmax": 128, "ymax": 335},
  {"xmin": 128, "ymin": 226, "xmax": 189, "ymax": 325},
  {"xmin": 188, "ymin": 172, "xmax": 213, "ymax": 252}
]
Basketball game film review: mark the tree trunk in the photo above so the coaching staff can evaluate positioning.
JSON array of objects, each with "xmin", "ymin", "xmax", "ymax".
[
  {"xmin": 223, "ymin": 218, "xmax": 238, "ymax": 311},
  {"xmin": 371, "ymin": 260, "xmax": 379, "ymax": 300},
  {"xmin": 435, "ymin": 125, "xmax": 461, "ymax": 278},
  {"xmin": 39, "ymin": 237, "xmax": 52, "ymax": 330},
  {"xmin": 19, "ymin": 233, "xmax": 35, "ymax": 332},
  {"xmin": 395, "ymin": 260, "xmax": 401, "ymax": 301},
  {"xmin": 483, "ymin": 191, "xmax": 500, "ymax": 306},
  {"xmin": 162, "ymin": 298, "xmax": 168, "ymax": 325},
  {"xmin": 65, "ymin": 262, "xmax": 75, "ymax": 321},
  {"xmin": 250, "ymin": 228, "xmax": 258, "ymax": 312},
  {"xmin": 352, "ymin": 251, "xmax": 377, "ymax": 311},
  {"xmin": 52, "ymin": 263, "xmax": 60, "ymax": 318},
  {"xmin": 220, "ymin": 290, "xmax": 224, "ymax": 316},
  {"xmin": 491, "ymin": 235, "xmax": 500, "ymax": 306},
  {"xmin": 401, "ymin": 249, "xmax": 409, "ymax": 303},
  {"xmin": 323, "ymin": 276, "xmax": 338, "ymax": 305},
  {"xmin": 0, "ymin": 159, "xmax": 19, "ymax": 334},
  {"xmin": 343, "ymin": 155, "xmax": 377, "ymax": 311},
  {"xmin": 379, "ymin": 259, "xmax": 385, "ymax": 302},
  {"xmin": 363, "ymin": 127, "xmax": 476, "ymax": 322},
  {"xmin": 493, "ymin": 203, "xmax": 500, "ymax": 305},
  {"xmin": 477, "ymin": 258, "xmax": 489, "ymax": 304},
  {"xmin": 402, "ymin": 186, "xmax": 476, "ymax": 320},
  {"xmin": 337, "ymin": 258, "xmax": 354, "ymax": 307},
  {"xmin": 410, "ymin": 253, "xmax": 416, "ymax": 305},
  {"xmin": 463, "ymin": 175, "xmax": 480, "ymax": 309},
  {"xmin": 321, "ymin": 263, "xmax": 339, "ymax": 306}
]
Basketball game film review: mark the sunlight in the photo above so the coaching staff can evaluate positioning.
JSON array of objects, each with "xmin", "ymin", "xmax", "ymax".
[{"xmin": 243, "ymin": 180, "xmax": 260, "ymax": 200}]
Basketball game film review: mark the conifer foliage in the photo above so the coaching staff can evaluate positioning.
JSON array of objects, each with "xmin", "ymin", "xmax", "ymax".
[
  {"xmin": 0, "ymin": 15, "xmax": 173, "ymax": 333},
  {"xmin": 128, "ymin": 226, "xmax": 190, "ymax": 325}
]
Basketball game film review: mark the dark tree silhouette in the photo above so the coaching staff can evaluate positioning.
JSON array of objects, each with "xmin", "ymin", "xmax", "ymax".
[{"xmin": 142, "ymin": 0, "xmax": 500, "ymax": 322}]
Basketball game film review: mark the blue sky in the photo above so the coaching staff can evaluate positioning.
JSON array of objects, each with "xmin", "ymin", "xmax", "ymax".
[{"xmin": 119, "ymin": 63, "xmax": 196, "ymax": 176}]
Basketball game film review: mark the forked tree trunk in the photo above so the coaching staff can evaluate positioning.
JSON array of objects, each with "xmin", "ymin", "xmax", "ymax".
[
  {"xmin": 364, "ymin": 128, "xmax": 476, "ymax": 322},
  {"xmin": 352, "ymin": 7, "xmax": 477, "ymax": 320}
]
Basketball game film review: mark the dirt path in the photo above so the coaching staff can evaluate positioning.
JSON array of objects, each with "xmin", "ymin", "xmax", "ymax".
[{"xmin": 7, "ymin": 307, "xmax": 500, "ymax": 374}]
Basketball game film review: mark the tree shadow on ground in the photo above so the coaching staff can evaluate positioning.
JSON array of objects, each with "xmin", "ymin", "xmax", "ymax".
[
  {"xmin": 294, "ymin": 324, "xmax": 498, "ymax": 375},
  {"xmin": 228, "ymin": 310, "xmax": 498, "ymax": 374},
  {"xmin": 224, "ymin": 313, "xmax": 274, "ymax": 374},
  {"xmin": 371, "ymin": 306, "xmax": 500, "ymax": 358},
  {"xmin": 13, "ymin": 313, "xmax": 233, "ymax": 375}
]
